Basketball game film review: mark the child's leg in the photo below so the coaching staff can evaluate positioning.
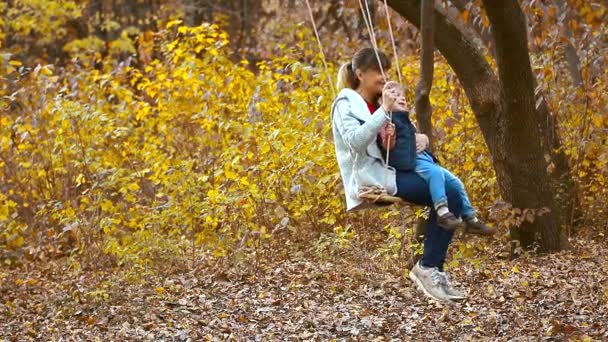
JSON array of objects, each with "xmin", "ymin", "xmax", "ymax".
[
  {"xmin": 441, "ymin": 167, "xmax": 496, "ymax": 235},
  {"xmin": 415, "ymin": 154, "xmax": 464, "ymax": 230},
  {"xmin": 440, "ymin": 168, "xmax": 476, "ymax": 219},
  {"xmin": 414, "ymin": 153, "xmax": 448, "ymax": 210}
]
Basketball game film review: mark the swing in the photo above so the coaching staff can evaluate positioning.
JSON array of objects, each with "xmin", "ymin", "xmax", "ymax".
[
  {"xmin": 305, "ymin": 0, "xmax": 405, "ymax": 205},
  {"xmin": 358, "ymin": 185, "xmax": 404, "ymax": 204}
]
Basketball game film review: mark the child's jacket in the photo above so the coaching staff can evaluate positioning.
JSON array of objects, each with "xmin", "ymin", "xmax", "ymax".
[{"xmin": 383, "ymin": 111, "xmax": 417, "ymax": 171}]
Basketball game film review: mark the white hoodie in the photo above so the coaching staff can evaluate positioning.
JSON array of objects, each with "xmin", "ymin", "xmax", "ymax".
[{"xmin": 331, "ymin": 88, "xmax": 398, "ymax": 211}]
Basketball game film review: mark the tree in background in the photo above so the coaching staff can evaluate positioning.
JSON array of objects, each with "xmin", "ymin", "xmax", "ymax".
[{"xmin": 385, "ymin": 0, "xmax": 606, "ymax": 252}]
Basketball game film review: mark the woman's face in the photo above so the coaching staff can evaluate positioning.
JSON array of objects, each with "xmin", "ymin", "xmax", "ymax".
[{"xmin": 356, "ymin": 68, "xmax": 385, "ymax": 96}]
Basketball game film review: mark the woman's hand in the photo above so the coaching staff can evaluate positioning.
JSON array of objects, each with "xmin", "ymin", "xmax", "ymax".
[
  {"xmin": 415, "ymin": 133, "xmax": 429, "ymax": 153},
  {"xmin": 381, "ymin": 81, "xmax": 400, "ymax": 112},
  {"xmin": 385, "ymin": 123, "xmax": 395, "ymax": 138}
]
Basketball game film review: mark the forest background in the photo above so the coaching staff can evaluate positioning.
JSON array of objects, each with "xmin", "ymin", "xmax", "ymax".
[{"xmin": 0, "ymin": 0, "xmax": 607, "ymax": 339}]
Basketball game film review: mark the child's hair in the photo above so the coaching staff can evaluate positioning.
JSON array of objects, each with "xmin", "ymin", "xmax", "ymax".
[
  {"xmin": 384, "ymin": 81, "xmax": 405, "ymax": 95},
  {"xmin": 336, "ymin": 47, "xmax": 391, "ymax": 90}
]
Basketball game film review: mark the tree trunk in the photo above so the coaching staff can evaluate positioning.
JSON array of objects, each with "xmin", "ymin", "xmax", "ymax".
[
  {"xmin": 536, "ymin": 95, "xmax": 581, "ymax": 230},
  {"xmin": 86, "ymin": 0, "xmax": 105, "ymax": 39},
  {"xmin": 415, "ymin": 0, "xmax": 435, "ymax": 151},
  {"xmin": 481, "ymin": 0, "xmax": 561, "ymax": 251},
  {"xmin": 555, "ymin": 0, "xmax": 584, "ymax": 87},
  {"xmin": 185, "ymin": 0, "xmax": 212, "ymax": 27},
  {"xmin": 387, "ymin": 0, "xmax": 570, "ymax": 251}
]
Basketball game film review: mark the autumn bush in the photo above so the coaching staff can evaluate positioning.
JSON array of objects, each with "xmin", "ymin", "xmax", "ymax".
[{"xmin": 0, "ymin": 18, "xmax": 606, "ymax": 272}]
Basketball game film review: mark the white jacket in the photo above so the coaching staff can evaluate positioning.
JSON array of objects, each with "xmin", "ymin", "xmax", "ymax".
[{"xmin": 331, "ymin": 88, "xmax": 398, "ymax": 211}]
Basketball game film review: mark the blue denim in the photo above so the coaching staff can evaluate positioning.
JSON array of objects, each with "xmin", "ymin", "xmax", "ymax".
[
  {"xmin": 415, "ymin": 152, "xmax": 476, "ymax": 219},
  {"xmin": 395, "ymin": 170, "xmax": 464, "ymax": 271},
  {"xmin": 386, "ymin": 111, "xmax": 417, "ymax": 171}
]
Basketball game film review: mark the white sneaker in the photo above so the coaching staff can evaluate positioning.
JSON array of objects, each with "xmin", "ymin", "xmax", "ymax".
[
  {"xmin": 409, "ymin": 261, "xmax": 452, "ymax": 301},
  {"xmin": 437, "ymin": 271, "xmax": 467, "ymax": 300}
]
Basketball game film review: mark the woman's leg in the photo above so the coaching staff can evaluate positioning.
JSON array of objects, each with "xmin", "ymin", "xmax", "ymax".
[
  {"xmin": 436, "ymin": 180, "xmax": 465, "ymax": 270},
  {"xmin": 395, "ymin": 170, "xmax": 431, "ymax": 205},
  {"xmin": 395, "ymin": 170, "xmax": 464, "ymax": 271}
]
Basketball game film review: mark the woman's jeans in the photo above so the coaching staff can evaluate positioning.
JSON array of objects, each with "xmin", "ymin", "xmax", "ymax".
[
  {"xmin": 395, "ymin": 170, "xmax": 465, "ymax": 271},
  {"xmin": 415, "ymin": 152, "xmax": 476, "ymax": 219}
]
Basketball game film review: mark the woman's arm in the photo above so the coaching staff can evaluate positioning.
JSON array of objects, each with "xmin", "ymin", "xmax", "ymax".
[{"xmin": 332, "ymin": 99, "xmax": 390, "ymax": 154}]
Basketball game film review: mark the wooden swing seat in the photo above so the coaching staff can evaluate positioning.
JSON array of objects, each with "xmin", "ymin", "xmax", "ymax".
[{"xmin": 358, "ymin": 186, "xmax": 404, "ymax": 205}]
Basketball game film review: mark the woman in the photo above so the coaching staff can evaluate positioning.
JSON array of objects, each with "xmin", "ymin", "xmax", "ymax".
[{"xmin": 331, "ymin": 47, "xmax": 466, "ymax": 301}]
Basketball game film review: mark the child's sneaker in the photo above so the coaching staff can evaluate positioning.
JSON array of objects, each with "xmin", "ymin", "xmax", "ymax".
[
  {"xmin": 464, "ymin": 217, "xmax": 495, "ymax": 236},
  {"xmin": 437, "ymin": 212, "xmax": 464, "ymax": 231}
]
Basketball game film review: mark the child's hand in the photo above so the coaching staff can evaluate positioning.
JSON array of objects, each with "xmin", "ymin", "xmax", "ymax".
[{"xmin": 381, "ymin": 82, "xmax": 400, "ymax": 112}]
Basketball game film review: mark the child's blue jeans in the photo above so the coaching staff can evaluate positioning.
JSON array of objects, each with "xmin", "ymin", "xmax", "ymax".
[{"xmin": 415, "ymin": 151, "xmax": 476, "ymax": 219}]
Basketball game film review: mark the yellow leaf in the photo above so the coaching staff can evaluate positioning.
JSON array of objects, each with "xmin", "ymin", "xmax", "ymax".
[
  {"xmin": 9, "ymin": 60, "xmax": 22, "ymax": 67},
  {"xmin": 64, "ymin": 207, "xmax": 76, "ymax": 218},
  {"xmin": 207, "ymin": 189, "xmax": 219, "ymax": 202},
  {"xmin": 0, "ymin": 137, "xmax": 9, "ymax": 152},
  {"xmin": 76, "ymin": 173, "xmax": 85, "ymax": 186},
  {"xmin": 40, "ymin": 66, "xmax": 54, "ymax": 76},
  {"xmin": 166, "ymin": 19, "xmax": 183, "ymax": 29},
  {"xmin": 463, "ymin": 160, "xmax": 474, "ymax": 171},
  {"xmin": 127, "ymin": 182, "xmax": 140, "ymax": 191},
  {"xmin": 225, "ymin": 169, "xmax": 238, "ymax": 180},
  {"xmin": 9, "ymin": 236, "xmax": 24, "ymax": 248},
  {"xmin": 101, "ymin": 199, "xmax": 113, "ymax": 212}
]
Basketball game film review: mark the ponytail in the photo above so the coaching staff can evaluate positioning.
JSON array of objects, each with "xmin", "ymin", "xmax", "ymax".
[{"xmin": 336, "ymin": 62, "xmax": 358, "ymax": 91}]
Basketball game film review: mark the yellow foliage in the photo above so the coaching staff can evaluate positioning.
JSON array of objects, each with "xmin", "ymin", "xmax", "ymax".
[
  {"xmin": 0, "ymin": 19, "xmax": 605, "ymax": 268},
  {"xmin": 2, "ymin": 0, "xmax": 81, "ymax": 45}
]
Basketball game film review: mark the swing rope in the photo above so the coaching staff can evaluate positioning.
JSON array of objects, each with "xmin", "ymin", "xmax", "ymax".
[
  {"xmin": 383, "ymin": 0, "xmax": 403, "ymax": 85},
  {"xmin": 357, "ymin": 0, "xmax": 397, "ymax": 169},
  {"xmin": 358, "ymin": 0, "xmax": 387, "ymax": 82},
  {"xmin": 304, "ymin": 0, "xmax": 337, "ymax": 99}
]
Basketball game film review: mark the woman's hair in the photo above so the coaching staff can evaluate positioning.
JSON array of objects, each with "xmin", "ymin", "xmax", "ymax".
[{"xmin": 336, "ymin": 47, "xmax": 391, "ymax": 91}]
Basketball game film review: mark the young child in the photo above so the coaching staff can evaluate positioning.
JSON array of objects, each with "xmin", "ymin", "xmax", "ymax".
[{"xmin": 379, "ymin": 83, "xmax": 494, "ymax": 235}]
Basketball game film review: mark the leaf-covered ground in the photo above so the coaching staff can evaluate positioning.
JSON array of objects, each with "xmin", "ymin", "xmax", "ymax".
[{"xmin": 1, "ymin": 238, "xmax": 608, "ymax": 341}]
